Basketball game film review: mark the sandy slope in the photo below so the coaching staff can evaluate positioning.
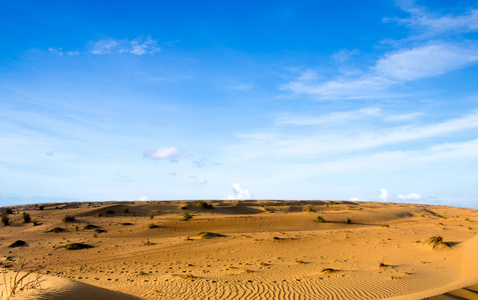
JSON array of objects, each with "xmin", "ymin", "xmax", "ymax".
[{"xmin": 1, "ymin": 200, "xmax": 478, "ymax": 299}]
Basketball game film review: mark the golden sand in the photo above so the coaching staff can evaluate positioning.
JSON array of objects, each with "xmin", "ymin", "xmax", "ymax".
[{"xmin": 1, "ymin": 200, "xmax": 478, "ymax": 299}]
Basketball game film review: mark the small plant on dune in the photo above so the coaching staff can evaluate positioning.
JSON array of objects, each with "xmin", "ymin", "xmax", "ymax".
[
  {"xmin": 38, "ymin": 205, "xmax": 44, "ymax": 211},
  {"xmin": 315, "ymin": 215, "xmax": 326, "ymax": 223},
  {"xmin": 425, "ymin": 235, "xmax": 450, "ymax": 250},
  {"xmin": 22, "ymin": 212, "xmax": 31, "ymax": 223},
  {"xmin": 149, "ymin": 214, "xmax": 154, "ymax": 220},
  {"xmin": 379, "ymin": 224, "xmax": 389, "ymax": 228},
  {"xmin": 2, "ymin": 215, "xmax": 9, "ymax": 226},
  {"xmin": 148, "ymin": 223, "xmax": 160, "ymax": 229},
  {"xmin": 63, "ymin": 215, "xmax": 76, "ymax": 222},
  {"xmin": 304, "ymin": 205, "xmax": 315, "ymax": 212},
  {"xmin": 181, "ymin": 213, "xmax": 193, "ymax": 221},
  {"xmin": 0, "ymin": 257, "xmax": 43, "ymax": 298},
  {"xmin": 5, "ymin": 208, "xmax": 13, "ymax": 214},
  {"xmin": 106, "ymin": 209, "xmax": 114, "ymax": 215},
  {"xmin": 195, "ymin": 201, "xmax": 213, "ymax": 209},
  {"xmin": 123, "ymin": 208, "xmax": 129, "ymax": 213},
  {"xmin": 345, "ymin": 217, "xmax": 352, "ymax": 224}
]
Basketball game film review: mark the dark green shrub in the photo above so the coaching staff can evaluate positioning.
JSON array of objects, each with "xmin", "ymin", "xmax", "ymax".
[
  {"xmin": 22, "ymin": 212, "xmax": 31, "ymax": 223},
  {"xmin": 63, "ymin": 215, "xmax": 76, "ymax": 222},
  {"xmin": 315, "ymin": 215, "xmax": 326, "ymax": 223},
  {"xmin": 195, "ymin": 201, "xmax": 213, "ymax": 209},
  {"xmin": 106, "ymin": 209, "xmax": 114, "ymax": 214},
  {"xmin": 181, "ymin": 213, "xmax": 193, "ymax": 221},
  {"xmin": 38, "ymin": 205, "xmax": 44, "ymax": 211},
  {"xmin": 5, "ymin": 208, "xmax": 13, "ymax": 214},
  {"xmin": 123, "ymin": 208, "xmax": 129, "ymax": 213},
  {"xmin": 345, "ymin": 217, "xmax": 352, "ymax": 224},
  {"xmin": 2, "ymin": 215, "xmax": 9, "ymax": 226}
]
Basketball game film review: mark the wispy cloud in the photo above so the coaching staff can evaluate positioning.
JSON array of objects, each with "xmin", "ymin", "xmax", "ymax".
[
  {"xmin": 392, "ymin": 0, "xmax": 478, "ymax": 38},
  {"xmin": 278, "ymin": 108, "xmax": 422, "ymax": 126},
  {"xmin": 143, "ymin": 146, "xmax": 188, "ymax": 163},
  {"xmin": 91, "ymin": 36, "xmax": 160, "ymax": 55},
  {"xmin": 281, "ymin": 2, "xmax": 478, "ymax": 100},
  {"xmin": 277, "ymin": 107, "xmax": 382, "ymax": 126},
  {"xmin": 49, "ymin": 36, "xmax": 160, "ymax": 56},
  {"xmin": 282, "ymin": 43, "xmax": 478, "ymax": 99},
  {"xmin": 239, "ymin": 110, "xmax": 478, "ymax": 158}
]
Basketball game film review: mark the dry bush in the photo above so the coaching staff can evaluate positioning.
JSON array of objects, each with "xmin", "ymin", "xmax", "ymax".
[
  {"xmin": 303, "ymin": 205, "xmax": 315, "ymax": 212},
  {"xmin": 0, "ymin": 257, "xmax": 43, "ymax": 298},
  {"xmin": 425, "ymin": 235, "xmax": 450, "ymax": 250},
  {"xmin": 195, "ymin": 201, "xmax": 213, "ymax": 209},
  {"xmin": 181, "ymin": 213, "xmax": 193, "ymax": 221},
  {"xmin": 63, "ymin": 215, "xmax": 76, "ymax": 222},
  {"xmin": 22, "ymin": 213, "xmax": 31, "ymax": 223},
  {"xmin": 1, "ymin": 215, "xmax": 9, "ymax": 226}
]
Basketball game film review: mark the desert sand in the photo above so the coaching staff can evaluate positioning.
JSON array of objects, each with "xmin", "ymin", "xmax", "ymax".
[{"xmin": 1, "ymin": 200, "xmax": 478, "ymax": 299}]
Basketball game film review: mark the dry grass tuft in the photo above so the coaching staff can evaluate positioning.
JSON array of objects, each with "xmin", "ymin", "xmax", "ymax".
[{"xmin": 425, "ymin": 235, "xmax": 450, "ymax": 250}]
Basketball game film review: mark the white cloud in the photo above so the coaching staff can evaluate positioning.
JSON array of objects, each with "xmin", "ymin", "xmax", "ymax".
[
  {"xmin": 331, "ymin": 48, "xmax": 360, "ymax": 62},
  {"xmin": 277, "ymin": 107, "xmax": 382, "ymax": 126},
  {"xmin": 281, "ymin": 1, "xmax": 478, "ymax": 100},
  {"xmin": 139, "ymin": 196, "xmax": 148, "ymax": 201},
  {"xmin": 393, "ymin": 1, "xmax": 478, "ymax": 37},
  {"xmin": 91, "ymin": 39, "xmax": 119, "ymax": 55},
  {"xmin": 378, "ymin": 188, "xmax": 422, "ymax": 202},
  {"xmin": 226, "ymin": 183, "xmax": 252, "ymax": 200},
  {"xmin": 143, "ymin": 146, "xmax": 187, "ymax": 163},
  {"xmin": 129, "ymin": 37, "xmax": 161, "ymax": 55},
  {"xmin": 48, "ymin": 47, "xmax": 63, "ymax": 55},
  {"xmin": 283, "ymin": 43, "xmax": 478, "ymax": 100},
  {"xmin": 379, "ymin": 188, "xmax": 390, "ymax": 201},
  {"xmin": 373, "ymin": 43, "xmax": 478, "ymax": 81},
  {"xmin": 50, "ymin": 36, "xmax": 160, "ymax": 57},
  {"xmin": 238, "ymin": 110, "xmax": 478, "ymax": 158},
  {"xmin": 396, "ymin": 192, "xmax": 422, "ymax": 200}
]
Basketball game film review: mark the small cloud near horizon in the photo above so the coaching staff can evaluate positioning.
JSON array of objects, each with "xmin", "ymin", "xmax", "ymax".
[
  {"xmin": 379, "ymin": 188, "xmax": 423, "ymax": 202},
  {"xmin": 226, "ymin": 183, "xmax": 252, "ymax": 200}
]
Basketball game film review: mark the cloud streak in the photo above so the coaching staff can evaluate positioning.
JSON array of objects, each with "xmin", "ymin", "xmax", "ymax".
[
  {"xmin": 281, "ymin": 2, "xmax": 478, "ymax": 100},
  {"xmin": 49, "ymin": 36, "xmax": 160, "ymax": 56},
  {"xmin": 238, "ymin": 110, "xmax": 478, "ymax": 158}
]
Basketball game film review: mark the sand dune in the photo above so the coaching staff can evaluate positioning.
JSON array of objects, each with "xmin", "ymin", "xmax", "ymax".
[{"xmin": 1, "ymin": 200, "xmax": 478, "ymax": 299}]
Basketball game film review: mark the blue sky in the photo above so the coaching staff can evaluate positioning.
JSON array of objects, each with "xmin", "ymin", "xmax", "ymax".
[{"xmin": 1, "ymin": 0, "xmax": 478, "ymax": 207}]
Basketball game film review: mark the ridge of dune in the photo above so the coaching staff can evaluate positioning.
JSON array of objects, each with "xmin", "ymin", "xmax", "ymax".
[{"xmin": 5, "ymin": 272, "xmax": 142, "ymax": 300}]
